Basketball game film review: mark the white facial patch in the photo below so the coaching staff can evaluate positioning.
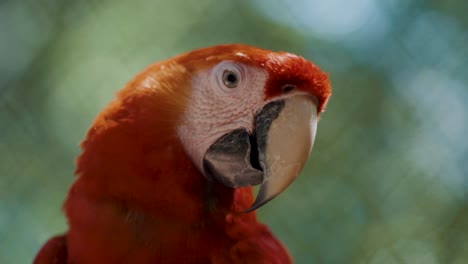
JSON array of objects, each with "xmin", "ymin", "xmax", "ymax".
[{"xmin": 177, "ymin": 61, "xmax": 267, "ymax": 172}]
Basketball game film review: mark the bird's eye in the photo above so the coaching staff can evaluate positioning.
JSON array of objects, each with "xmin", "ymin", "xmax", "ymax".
[{"xmin": 222, "ymin": 70, "xmax": 239, "ymax": 88}]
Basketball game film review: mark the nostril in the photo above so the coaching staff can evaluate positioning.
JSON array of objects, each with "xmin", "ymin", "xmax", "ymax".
[{"xmin": 282, "ymin": 84, "xmax": 295, "ymax": 93}]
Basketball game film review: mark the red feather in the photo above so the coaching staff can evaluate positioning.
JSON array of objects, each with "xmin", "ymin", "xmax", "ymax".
[{"xmin": 35, "ymin": 44, "xmax": 331, "ymax": 263}]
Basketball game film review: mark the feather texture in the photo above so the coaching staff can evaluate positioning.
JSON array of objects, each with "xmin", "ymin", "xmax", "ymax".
[{"xmin": 35, "ymin": 44, "xmax": 331, "ymax": 263}]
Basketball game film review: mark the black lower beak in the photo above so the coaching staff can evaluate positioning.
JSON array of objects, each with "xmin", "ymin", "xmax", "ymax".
[
  {"xmin": 202, "ymin": 101, "xmax": 285, "ymax": 188},
  {"xmin": 202, "ymin": 128, "xmax": 263, "ymax": 187},
  {"xmin": 202, "ymin": 96, "xmax": 317, "ymax": 211}
]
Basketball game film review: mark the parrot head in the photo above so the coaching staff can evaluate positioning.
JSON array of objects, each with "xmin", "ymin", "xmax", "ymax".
[
  {"xmin": 175, "ymin": 45, "xmax": 331, "ymax": 211},
  {"xmin": 80, "ymin": 44, "xmax": 331, "ymax": 212},
  {"xmin": 36, "ymin": 44, "xmax": 331, "ymax": 264}
]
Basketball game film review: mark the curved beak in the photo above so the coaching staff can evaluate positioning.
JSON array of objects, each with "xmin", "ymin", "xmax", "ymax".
[
  {"xmin": 248, "ymin": 96, "xmax": 317, "ymax": 211},
  {"xmin": 203, "ymin": 96, "xmax": 318, "ymax": 211}
]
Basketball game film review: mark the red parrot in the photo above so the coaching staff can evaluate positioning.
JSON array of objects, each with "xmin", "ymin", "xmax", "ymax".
[{"xmin": 34, "ymin": 44, "xmax": 331, "ymax": 264}]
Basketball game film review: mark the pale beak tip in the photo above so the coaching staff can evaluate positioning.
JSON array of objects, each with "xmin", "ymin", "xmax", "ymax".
[
  {"xmin": 244, "ymin": 185, "xmax": 277, "ymax": 213},
  {"xmin": 245, "ymin": 197, "xmax": 273, "ymax": 213}
]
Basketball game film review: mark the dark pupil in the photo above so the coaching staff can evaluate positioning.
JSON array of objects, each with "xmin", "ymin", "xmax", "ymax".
[{"xmin": 227, "ymin": 73, "xmax": 237, "ymax": 83}]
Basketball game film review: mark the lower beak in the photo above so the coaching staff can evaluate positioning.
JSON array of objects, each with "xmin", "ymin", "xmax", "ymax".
[{"xmin": 203, "ymin": 96, "xmax": 318, "ymax": 211}]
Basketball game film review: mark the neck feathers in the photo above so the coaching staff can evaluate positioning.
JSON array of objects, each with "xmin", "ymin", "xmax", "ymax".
[
  {"xmin": 61, "ymin": 57, "xmax": 290, "ymax": 263},
  {"xmin": 67, "ymin": 60, "xmax": 256, "ymax": 223}
]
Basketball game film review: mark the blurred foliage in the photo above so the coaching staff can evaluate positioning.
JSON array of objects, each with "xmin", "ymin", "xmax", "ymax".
[{"xmin": 1, "ymin": 0, "xmax": 467, "ymax": 263}]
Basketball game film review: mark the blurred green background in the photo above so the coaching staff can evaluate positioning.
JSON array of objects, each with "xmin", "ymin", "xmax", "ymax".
[{"xmin": 1, "ymin": 0, "xmax": 467, "ymax": 263}]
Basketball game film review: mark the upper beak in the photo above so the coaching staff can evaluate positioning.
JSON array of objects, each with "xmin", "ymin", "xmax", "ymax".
[{"xmin": 203, "ymin": 96, "xmax": 318, "ymax": 211}]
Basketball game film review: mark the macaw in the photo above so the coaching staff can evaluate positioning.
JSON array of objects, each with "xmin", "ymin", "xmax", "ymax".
[{"xmin": 34, "ymin": 44, "xmax": 331, "ymax": 264}]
